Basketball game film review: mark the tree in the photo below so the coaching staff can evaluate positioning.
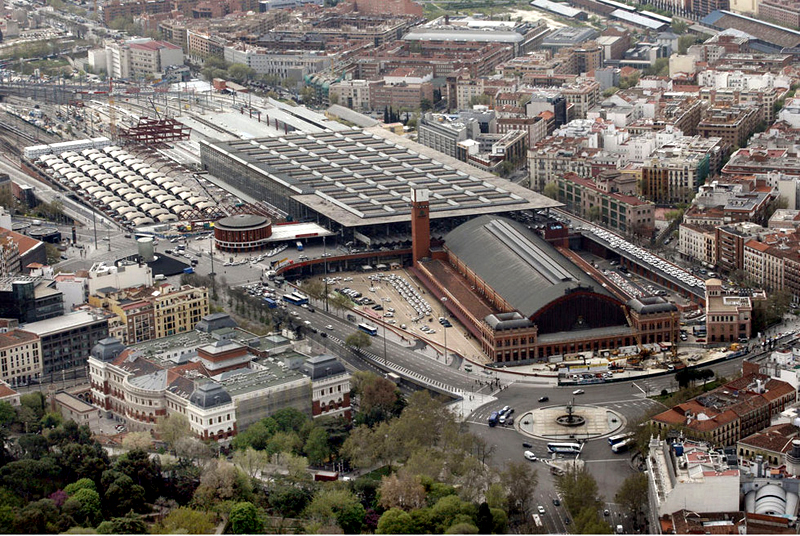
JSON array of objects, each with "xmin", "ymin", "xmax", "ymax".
[
  {"xmin": 233, "ymin": 447, "xmax": 270, "ymax": 480},
  {"xmin": 305, "ymin": 488, "xmax": 366, "ymax": 534},
  {"xmin": 500, "ymin": 461, "xmax": 538, "ymax": 517},
  {"xmin": 330, "ymin": 293, "xmax": 352, "ymax": 317},
  {"xmin": 556, "ymin": 466, "xmax": 602, "ymax": 518},
  {"xmin": 376, "ymin": 508, "xmax": 415, "ymax": 534},
  {"xmin": 304, "ymin": 426, "xmax": 331, "ymax": 465},
  {"xmin": 114, "ymin": 449, "xmax": 162, "ymax": 502},
  {"xmin": 227, "ymin": 63, "xmax": 256, "ymax": 84},
  {"xmin": 484, "ymin": 483, "xmax": 507, "ymax": 511},
  {"xmin": 420, "ymin": 98, "xmax": 433, "ymax": 112},
  {"xmin": 678, "ymin": 34, "xmax": 700, "ymax": 54},
  {"xmin": 615, "ymin": 473, "xmax": 648, "ymax": 529},
  {"xmin": 193, "ymin": 459, "xmax": 251, "ymax": 510},
  {"xmin": 378, "ymin": 473, "xmax": 427, "ymax": 511},
  {"xmin": 229, "ymin": 501, "xmax": 262, "ymax": 534},
  {"xmin": 96, "ymin": 512, "xmax": 147, "ymax": 534},
  {"xmin": 64, "ymin": 478, "xmax": 96, "ymax": 496},
  {"xmin": 156, "ymin": 506, "xmax": 216, "ymax": 534},
  {"xmin": 45, "ymin": 243, "xmax": 61, "ymax": 265},
  {"xmin": 272, "ymin": 407, "xmax": 309, "ymax": 434},
  {"xmin": 543, "ymin": 182, "xmax": 559, "ymax": 200},
  {"xmin": 18, "ymin": 434, "xmax": 49, "ymax": 459},
  {"xmin": 121, "ymin": 432, "xmax": 152, "ymax": 451},
  {"xmin": 303, "ymin": 279, "xmax": 326, "ymax": 300},
  {"xmin": 70, "ymin": 488, "xmax": 102, "ymax": 526},
  {"xmin": 588, "ymin": 205, "xmax": 602, "ymax": 222},
  {"xmin": 573, "ymin": 506, "xmax": 613, "ymax": 534},
  {"xmin": 475, "ymin": 502, "xmax": 493, "ymax": 534},
  {"xmin": 232, "ymin": 417, "xmax": 278, "ymax": 451},
  {"xmin": 671, "ymin": 17, "xmax": 689, "ymax": 34},
  {"xmin": 103, "ymin": 473, "xmax": 147, "ymax": 517},
  {"xmin": 157, "ymin": 414, "xmax": 190, "ymax": 450},
  {"xmin": 345, "ymin": 331, "xmax": 372, "ymax": 353}
]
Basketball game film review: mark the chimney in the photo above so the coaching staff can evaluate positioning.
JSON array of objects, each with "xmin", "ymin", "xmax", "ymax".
[
  {"xmin": 410, "ymin": 188, "xmax": 431, "ymax": 265},
  {"xmin": 756, "ymin": 455, "xmax": 764, "ymax": 477}
]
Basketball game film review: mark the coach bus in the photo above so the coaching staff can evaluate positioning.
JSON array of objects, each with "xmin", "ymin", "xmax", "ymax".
[
  {"xmin": 608, "ymin": 432, "xmax": 634, "ymax": 447},
  {"xmin": 296, "ymin": 241, "xmax": 304, "ymax": 251},
  {"xmin": 547, "ymin": 442, "xmax": 582, "ymax": 454},
  {"xmin": 283, "ymin": 293, "xmax": 309, "ymax": 306},
  {"xmin": 611, "ymin": 438, "xmax": 634, "ymax": 454},
  {"xmin": 358, "ymin": 323, "xmax": 379, "ymax": 336}
]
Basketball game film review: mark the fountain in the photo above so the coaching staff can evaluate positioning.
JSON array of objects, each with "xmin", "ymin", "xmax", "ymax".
[{"xmin": 555, "ymin": 398, "xmax": 586, "ymax": 427}]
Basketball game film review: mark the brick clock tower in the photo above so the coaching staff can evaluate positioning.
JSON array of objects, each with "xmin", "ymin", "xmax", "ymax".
[{"xmin": 411, "ymin": 188, "xmax": 431, "ymax": 265}]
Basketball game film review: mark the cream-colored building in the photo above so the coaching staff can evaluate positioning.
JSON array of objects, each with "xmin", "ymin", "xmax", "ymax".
[
  {"xmin": 0, "ymin": 329, "xmax": 42, "ymax": 387},
  {"xmin": 153, "ymin": 285, "xmax": 209, "ymax": 339},
  {"xmin": 329, "ymin": 80, "xmax": 373, "ymax": 113},
  {"xmin": 679, "ymin": 223, "xmax": 717, "ymax": 266}
]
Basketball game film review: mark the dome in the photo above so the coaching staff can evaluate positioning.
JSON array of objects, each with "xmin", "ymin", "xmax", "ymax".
[
  {"xmin": 188, "ymin": 381, "xmax": 232, "ymax": 409},
  {"xmin": 301, "ymin": 354, "xmax": 346, "ymax": 380},
  {"xmin": 91, "ymin": 337, "xmax": 126, "ymax": 362}
]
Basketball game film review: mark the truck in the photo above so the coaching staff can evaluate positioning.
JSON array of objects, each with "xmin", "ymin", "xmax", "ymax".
[
  {"xmin": 183, "ymin": 267, "xmax": 194, "ymax": 274},
  {"xmin": 488, "ymin": 412, "xmax": 499, "ymax": 427},
  {"xmin": 313, "ymin": 471, "xmax": 339, "ymax": 482},
  {"xmin": 264, "ymin": 297, "xmax": 277, "ymax": 309}
]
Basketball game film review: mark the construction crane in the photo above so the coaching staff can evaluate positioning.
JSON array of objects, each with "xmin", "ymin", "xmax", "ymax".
[
  {"xmin": 621, "ymin": 304, "xmax": 651, "ymax": 367},
  {"xmin": 108, "ymin": 77, "xmax": 117, "ymax": 140}
]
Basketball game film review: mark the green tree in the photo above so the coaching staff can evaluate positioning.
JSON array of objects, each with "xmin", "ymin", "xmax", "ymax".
[
  {"xmin": 45, "ymin": 243, "xmax": 61, "ymax": 265},
  {"xmin": 671, "ymin": 17, "xmax": 689, "ymax": 34},
  {"xmin": 377, "ymin": 508, "xmax": 415, "ymax": 534},
  {"xmin": 573, "ymin": 506, "xmax": 613, "ymax": 534},
  {"xmin": 500, "ymin": 461, "xmax": 538, "ymax": 518},
  {"xmin": 227, "ymin": 63, "xmax": 256, "ymax": 84},
  {"xmin": 272, "ymin": 407, "xmax": 308, "ymax": 433},
  {"xmin": 484, "ymin": 483, "xmax": 507, "ymax": 511},
  {"xmin": 231, "ymin": 417, "xmax": 278, "ymax": 451},
  {"xmin": 556, "ymin": 466, "xmax": 602, "ymax": 518},
  {"xmin": 103, "ymin": 473, "xmax": 147, "ymax": 517},
  {"xmin": 543, "ymin": 182, "xmax": 559, "ymax": 200},
  {"xmin": 588, "ymin": 205, "xmax": 602, "ymax": 222},
  {"xmin": 96, "ymin": 512, "xmax": 147, "ymax": 534},
  {"xmin": 303, "ymin": 279, "xmax": 326, "ymax": 300},
  {"xmin": 156, "ymin": 506, "xmax": 216, "ymax": 534},
  {"xmin": 114, "ymin": 449, "xmax": 162, "ymax": 502},
  {"xmin": 70, "ymin": 488, "xmax": 102, "ymax": 526},
  {"xmin": 345, "ymin": 331, "xmax": 372, "ymax": 353},
  {"xmin": 63, "ymin": 478, "xmax": 96, "ymax": 496},
  {"xmin": 304, "ymin": 426, "xmax": 331, "ymax": 465},
  {"xmin": 229, "ymin": 501, "xmax": 262, "ymax": 534},
  {"xmin": 305, "ymin": 488, "xmax": 366, "ymax": 534},
  {"xmin": 476, "ymin": 502, "xmax": 493, "ymax": 534},
  {"xmin": 678, "ymin": 34, "xmax": 700, "ymax": 54},
  {"xmin": 157, "ymin": 414, "xmax": 190, "ymax": 450},
  {"xmin": 615, "ymin": 473, "xmax": 648, "ymax": 529}
]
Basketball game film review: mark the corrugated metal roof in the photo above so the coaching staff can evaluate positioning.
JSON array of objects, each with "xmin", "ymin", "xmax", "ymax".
[{"xmin": 443, "ymin": 216, "xmax": 614, "ymax": 318}]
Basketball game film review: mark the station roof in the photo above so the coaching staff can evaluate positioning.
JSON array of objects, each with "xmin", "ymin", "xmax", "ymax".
[
  {"xmin": 444, "ymin": 216, "xmax": 614, "ymax": 318},
  {"xmin": 203, "ymin": 128, "xmax": 558, "ymax": 228}
]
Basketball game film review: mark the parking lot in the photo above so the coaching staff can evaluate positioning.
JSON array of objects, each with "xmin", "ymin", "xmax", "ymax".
[{"xmin": 311, "ymin": 269, "xmax": 485, "ymax": 364}]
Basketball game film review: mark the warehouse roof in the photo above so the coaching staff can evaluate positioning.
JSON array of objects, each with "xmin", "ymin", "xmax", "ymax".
[
  {"xmin": 202, "ymin": 128, "xmax": 558, "ymax": 227},
  {"xmin": 443, "ymin": 216, "xmax": 614, "ymax": 318}
]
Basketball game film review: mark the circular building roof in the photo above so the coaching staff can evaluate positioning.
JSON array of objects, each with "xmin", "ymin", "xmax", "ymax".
[
  {"xmin": 216, "ymin": 214, "xmax": 269, "ymax": 230},
  {"xmin": 91, "ymin": 337, "xmax": 126, "ymax": 362}
]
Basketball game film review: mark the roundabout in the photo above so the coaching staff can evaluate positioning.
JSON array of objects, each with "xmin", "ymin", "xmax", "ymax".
[{"xmin": 517, "ymin": 400, "xmax": 627, "ymax": 441}]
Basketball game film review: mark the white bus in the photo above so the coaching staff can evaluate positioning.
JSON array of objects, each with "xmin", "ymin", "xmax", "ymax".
[
  {"xmin": 611, "ymin": 438, "xmax": 634, "ymax": 454},
  {"xmin": 532, "ymin": 514, "xmax": 543, "ymax": 528},
  {"xmin": 608, "ymin": 432, "xmax": 634, "ymax": 447},
  {"xmin": 547, "ymin": 442, "xmax": 582, "ymax": 454}
]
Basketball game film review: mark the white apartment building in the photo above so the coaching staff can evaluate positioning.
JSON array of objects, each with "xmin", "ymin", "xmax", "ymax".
[
  {"xmin": 0, "ymin": 329, "xmax": 42, "ymax": 387},
  {"xmin": 223, "ymin": 46, "xmax": 331, "ymax": 81},
  {"xmin": 87, "ymin": 261, "xmax": 152, "ymax": 296},
  {"xmin": 678, "ymin": 223, "xmax": 717, "ymax": 266},
  {"xmin": 104, "ymin": 39, "xmax": 184, "ymax": 79}
]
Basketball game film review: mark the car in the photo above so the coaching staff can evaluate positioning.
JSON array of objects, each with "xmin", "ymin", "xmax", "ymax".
[
  {"xmin": 564, "ymin": 518, "xmax": 571, "ymax": 525},
  {"xmin": 524, "ymin": 451, "xmax": 537, "ymax": 461},
  {"xmin": 326, "ymin": 325, "xmax": 333, "ymax": 330},
  {"xmin": 573, "ymin": 389, "xmax": 585, "ymax": 395},
  {"xmin": 604, "ymin": 509, "xmax": 611, "ymax": 517},
  {"xmin": 538, "ymin": 396, "xmax": 549, "ymax": 402},
  {"xmin": 537, "ymin": 506, "xmax": 546, "ymax": 515},
  {"xmin": 522, "ymin": 442, "xmax": 533, "ymax": 448},
  {"xmin": 60, "ymin": 254, "xmax": 68, "ymax": 260},
  {"xmin": 553, "ymin": 498, "xmax": 560, "ymax": 506},
  {"xmin": 303, "ymin": 320, "xmax": 311, "ymax": 326}
]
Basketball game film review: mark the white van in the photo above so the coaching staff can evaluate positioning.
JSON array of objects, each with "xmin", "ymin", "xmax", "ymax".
[{"xmin": 154, "ymin": 274, "xmax": 166, "ymax": 281}]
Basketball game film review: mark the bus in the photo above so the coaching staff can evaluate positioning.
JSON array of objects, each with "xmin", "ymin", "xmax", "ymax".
[
  {"xmin": 283, "ymin": 293, "xmax": 309, "ymax": 306},
  {"xmin": 611, "ymin": 438, "xmax": 634, "ymax": 454},
  {"xmin": 386, "ymin": 372, "xmax": 401, "ymax": 384},
  {"xmin": 358, "ymin": 323, "xmax": 378, "ymax": 336},
  {"xmin": 547, "ymin": 442, "xmax": 582, "ymax": 454},
  {"xmin": 264, "ymin": 297, "xmax": 277, "ymax": 309},
  {"xmin": 608, "ymin": 432, "xmax": 634, "ymax": 447},
  {"xmin": 296, "ymin": 241, "xmax": 303, "ymax": 251},
  {"xmin": 532, "ymin": 514, "xmax": 543, "ymax": 528}
]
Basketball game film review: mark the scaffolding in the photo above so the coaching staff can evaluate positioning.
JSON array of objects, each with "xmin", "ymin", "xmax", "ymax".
[{"xmin": 119, "ymin": 117, "xmax": 191, "ymax": 145}]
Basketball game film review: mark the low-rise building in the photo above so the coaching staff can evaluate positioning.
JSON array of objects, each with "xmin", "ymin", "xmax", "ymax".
[
  {"xmin": 0, "ymin": 276, "xmax": 64, "ymax": 324},
  {"xmin": 0, "ymin": 228, "xmax": 46, "ymax": 276},
  {"xmin": 647, "ymin": 438, "xmax": 741, "ymax": 524},
  {"xmin": 87, "ymin": 261, "xmax": 152, "ymax": 296},
  {"xmin": 51, "ymin": 391, "xmax": 99, "ymax": 430}
]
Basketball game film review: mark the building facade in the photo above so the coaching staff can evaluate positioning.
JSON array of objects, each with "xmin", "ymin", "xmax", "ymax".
[{"xmin": 0, "ymin": 329, "xmax": 41, "ymax": 387}]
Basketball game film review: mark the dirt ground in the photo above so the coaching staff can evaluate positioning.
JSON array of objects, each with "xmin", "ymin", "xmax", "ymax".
[{"xmin": 312, "ymin": 268, "xmax": 487, "ymax": 363}]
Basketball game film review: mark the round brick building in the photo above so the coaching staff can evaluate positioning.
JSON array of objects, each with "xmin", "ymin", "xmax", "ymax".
[{"xmin": 214, "ymin": 214, "xmax": 272, "ymax": 252}]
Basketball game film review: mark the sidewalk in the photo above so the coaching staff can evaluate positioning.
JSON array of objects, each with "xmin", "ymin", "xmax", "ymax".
[{"xmin": 448, "ymin": 391, "xmax": 496, "ymax": 421}]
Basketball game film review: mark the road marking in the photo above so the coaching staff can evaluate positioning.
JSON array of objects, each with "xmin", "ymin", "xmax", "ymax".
[{"xmin": 582, "ymin": 458, "xmax": 630, "ymax": 463}]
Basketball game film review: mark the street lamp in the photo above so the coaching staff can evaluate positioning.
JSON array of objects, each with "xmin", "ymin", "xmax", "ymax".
[
  {"xmin": 441, "ymin": 296, "xmax": 448, "ymax": 364},
  {"xmin": 323, "ymin": 236, "xmax": 329, "ymax": 313}
]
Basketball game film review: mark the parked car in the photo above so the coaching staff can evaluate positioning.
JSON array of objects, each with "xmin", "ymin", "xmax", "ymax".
[
  {"xmin": 538, "ymin": 396, "xmax": 549, "ymax": 402},
  {"xmin": 573, "ymin": 389, "xmax": 585, "ymax": 395}
]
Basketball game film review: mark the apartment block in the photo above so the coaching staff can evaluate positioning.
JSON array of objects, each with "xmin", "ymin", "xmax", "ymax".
[
  {"xmin": 641, "ymin": 151, "xmax": 710, "ymax": 204},
  {"xmin": 556, "ymin": 170, "xmax": 655, "ymax": 236},
  {"xmin": 706, "ymin": 278, "xmax": 753, "ymax": 343},
  {"xmin": 679, "ymin": 223, "xmax": 717, "ymax": 266},
  {"xmin": 759, "ymin": 0, "xmax": 800, "ymax": 28},
  {"xmin": 223, "ymin": 45, "xmax": 330, "ymax": 80},
  {"xmin": 716, "ymin": 222, "xmax": 765, "ymax": 273},
  {"xmin": 418, "ymin": 114, "xmax": 480, "ymax": 158},
  {"xmin": 698, "ymin": 105, "xmax": 760, "ymax": 149},
  {"xmin": 329, "ymin": 80, "xmax": 372, "ymax": 112},
  {"xmin": 368, "ymin": 80, "xmax": 434, "ymax": 113},
  {"xmin": 528, "ymin": 136, "xmax": 601, "ymax": 191},
  {"xmin": 0, "ymin": 329, "xmax": 41, "ymax": 387}
]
